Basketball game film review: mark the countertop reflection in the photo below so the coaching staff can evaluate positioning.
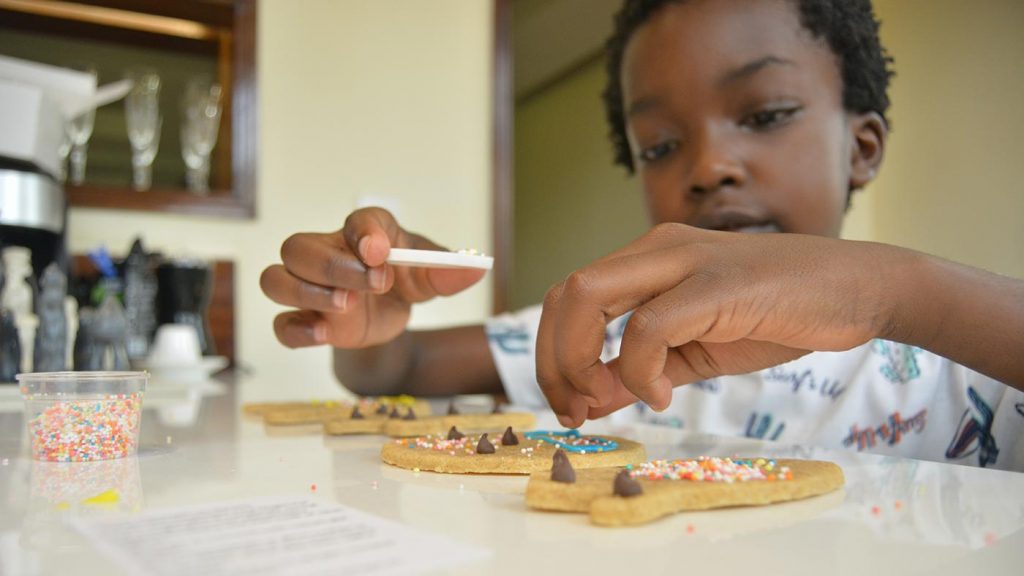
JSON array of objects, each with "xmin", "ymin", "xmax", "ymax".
[{"xmin": 0, "ymin": 375, "xmax": 1022, "ymax": 575}]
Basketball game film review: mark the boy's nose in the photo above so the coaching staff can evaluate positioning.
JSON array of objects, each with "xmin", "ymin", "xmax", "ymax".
[{"xmin": 688, "ymin": 133, "xmax": 746, "ymax": 196}]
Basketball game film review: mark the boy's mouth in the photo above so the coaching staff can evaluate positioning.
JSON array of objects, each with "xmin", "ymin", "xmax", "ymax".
[
  {"xmin": 696, "ymin": 212, "xmax": 781, "ymax": 234},
  {"xmin": 724, "ymin": 223, "xmax": 781, "ymax": 234}
]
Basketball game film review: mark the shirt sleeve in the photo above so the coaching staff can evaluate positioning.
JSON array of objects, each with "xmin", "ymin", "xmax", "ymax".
[
  {"xmin": 484, "ymin": 304, "xmax": 548, "ymax": 409},
  {"xmin": 484, "ymin": 306, "xmax": 634, "ymax": 411}
]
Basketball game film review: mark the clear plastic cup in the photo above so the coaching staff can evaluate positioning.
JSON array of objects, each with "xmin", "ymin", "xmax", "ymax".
[{"xmin": 17, "ymin": 371, "xmax": 147, "ymax": 462}]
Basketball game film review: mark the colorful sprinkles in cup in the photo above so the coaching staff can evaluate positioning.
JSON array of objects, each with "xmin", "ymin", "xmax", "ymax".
[{"xmin": 27, "ymin": 392, "xmax": 143, "ymax": 462}]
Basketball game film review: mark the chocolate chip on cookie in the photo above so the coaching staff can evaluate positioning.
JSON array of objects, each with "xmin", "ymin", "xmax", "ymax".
[
  {"xmin": 501, "ymin": 426, "xmax": 519, "ymax": 446},
  {"xmin": 551, "ymin": 449, "xmax": 576, "ymax": 483},
  {"xmin": 614, "ymin": 469, "xmax": 643, "ymax": 497},
  {"xmin": 476, "ymin": 433, "xmax": 496, "ymax": 454}
]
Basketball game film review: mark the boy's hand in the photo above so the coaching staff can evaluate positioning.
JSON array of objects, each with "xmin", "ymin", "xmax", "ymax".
[
  {"xmin": 260, "ymin": 207, "xmax": 486, "ymax": 349},
  {"xmin": 537, "ymin": 223, "xmax": 899, "ymax": 428}
]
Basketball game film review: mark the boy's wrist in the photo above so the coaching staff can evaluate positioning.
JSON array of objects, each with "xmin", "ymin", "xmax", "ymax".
[
  {"xmin": 874, "ymin": 244, "xmax": 938, "ymax": 347},
  {"xmin": 878, "ymin": 246, "xmax": 1024, "ymax": 386}
]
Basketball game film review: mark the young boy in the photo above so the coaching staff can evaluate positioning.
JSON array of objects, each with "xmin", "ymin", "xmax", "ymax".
[{"xmin": 260, "ymin": 0, "xmax": 1024, "ymax": 470}]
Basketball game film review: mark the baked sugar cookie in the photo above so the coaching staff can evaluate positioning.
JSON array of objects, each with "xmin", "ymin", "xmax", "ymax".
[
  {"xmin": 325, "ymin": 410, "xmax": 537, "ymax": 437},
  {"xmin": 381, "ymin": 429, "xmax": 646, "ymax": 474},
  {"xmin": 322, "ymin": 409, "xmax": 391, "ymax": 435},
  {"xmin": 526, "ymin": 455, "xmax": 844, "ymax": 526},
  {"xmin": 242, "ymin": 400, "xmax": 347, "ymax": 418},
  {"xmin": 253, "ymin": 396, "xmax": 431, "ymax": 426}
]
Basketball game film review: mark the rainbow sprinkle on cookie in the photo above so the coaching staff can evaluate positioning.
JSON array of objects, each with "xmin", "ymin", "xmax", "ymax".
[
  {"xmin": 626, "ymin": 457, "xmax": 793, "ymax": 483},
  {"xmin": 397, "ymin": 434, "xmax": 482, "ymax": 456},
  {"xmin": 523, "ymin": 430, "xmax": 619, "ymax": 453}
]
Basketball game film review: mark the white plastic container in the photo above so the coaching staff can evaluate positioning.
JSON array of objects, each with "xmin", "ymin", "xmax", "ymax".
[{"xmin": 18, "ymin": 371, "xmax": 147, "ymax": 462}]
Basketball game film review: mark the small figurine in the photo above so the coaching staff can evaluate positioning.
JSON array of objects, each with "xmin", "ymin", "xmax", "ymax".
[
  {"xmin": 0, "ymin": 309, "xmax": 20, "ymax": 382},
  {"xmin": 0, "ymin": 254, "xmax": 22, "ymax": 382},
  {"xmin": 74, "ymin": 294, "xmax": 130, "ymax": 371},
  {"xmin": 34, "ymin": 263, "xmax": 68, "ymax": 372},
  {"xmin": 123, "ymin": 238, "xmax": 158, "ymax": 361}
]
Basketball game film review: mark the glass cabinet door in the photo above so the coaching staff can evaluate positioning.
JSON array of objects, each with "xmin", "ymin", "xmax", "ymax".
[{"xmin": 0, "ymin": 0, "xmax": 256, "ymax": 218}]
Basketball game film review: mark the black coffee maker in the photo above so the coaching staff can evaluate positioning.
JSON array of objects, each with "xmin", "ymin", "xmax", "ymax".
[
  {"xmin": 156, "ymin": 259, "xmax": 216, "ymax": 356},
  {"xmin": 0, "ymin": 158, "xmax": 67, "ymax": 282},
  {"xmin": 0, "ymin": 159, "xmax": 67, "ymax": 381}
]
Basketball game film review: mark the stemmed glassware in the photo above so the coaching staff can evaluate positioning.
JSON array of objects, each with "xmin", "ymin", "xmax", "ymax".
[
  {"xmin": 124, "ymin": 68, "xmax": 162, "ymax": 191},
  {"xmin": 179, "ymin": 75, "xmax": 222, "ymax": 194},
  {"xmin": 56, "ymin": 129, "xmax": 72, "ymax": 184},
  {"xmin": 66, "ymin": 62, "xmax": 97, "ymax": 185}
]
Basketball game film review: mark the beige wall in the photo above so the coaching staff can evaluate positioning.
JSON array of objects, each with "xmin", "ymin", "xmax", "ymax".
[
  {"xmin": 513, "ymin": 0, "xmax": 1024, "ymax": 311},
  {"xmin": 856, "ymin": 0, "xmax": 1024, "ymax": 280},
  {"xmin": 512, "ymin": 59, "xmax": 648, "ymax": 308},
  {"xmin": 68, "ymin": 0, "xmax": 494, "ymax": 399}
]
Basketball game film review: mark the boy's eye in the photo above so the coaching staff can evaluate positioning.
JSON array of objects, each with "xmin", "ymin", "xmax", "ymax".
[
  {"xmin": 742, "ymin": 106, "xmax": 801, "ymax": 130},
  {"xmin": 637, "ymin": 140, "xmax": 679, "ymax": 164}
]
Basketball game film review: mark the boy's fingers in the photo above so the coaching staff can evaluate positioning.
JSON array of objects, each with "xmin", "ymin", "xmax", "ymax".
[
  {"xmin": 280, "ymin": 232, "xmax": 392, "ymax": 294},
  {"xmin": 590, "ymin": 222, "xmax": 729, "ymax": 267},
  {"xmin": 617, "ymin": 276, "xmax": 811, "ymax": 395},
  {"xmin": 552, "ymin": 246, "xmax": 705, "ymax": 409},
  {"xmin": 616, "ymin": 278, "xmax": 724, "ymax": 402},
  {"xmin": 584, "ymin": 359, "xmax": 640, "ymax": 419},
  {"xmin": 273, "ymin": 310, "xmax": 328, "ymax": 348},
  {"xmin": 536, "ymin": 225, "xmax": 726, "ymax": 416},
  {"xmin": 550, "ymin": 270, "xmax": 621, "ymax": 408},
  {"xmin": 341, "ymin": 207, "xmax": 404, "ymax": 267},
  {"xmin": 585, "ymin": 350, "xmax": 720, "ymax": 419},
  {"xmin": 536, "ymin": 282, "xmax": 591, "ymax": 428},
  {"xmin": 260, "ymin": 265, "xmax": 351, "ymax": 312},
  {"xmin": 426, "ymin": 268, "xmax": 488, "ymax": 297}
]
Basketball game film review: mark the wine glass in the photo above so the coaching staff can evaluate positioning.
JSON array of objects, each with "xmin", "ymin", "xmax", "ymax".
[
  {"xmin": 179, "ymin": 75, "xmax": 222, "ymax": 194},
  {"xmin": 56, "ymin": 129, "xmax": 71, "ymax": 183},
  {"xmin": 66, "ymin": 62, "xmax": 97, "ymax": 185},
  {"xmin": 124, "ymin": 68, "xmax": 162, "ymax": 191}
]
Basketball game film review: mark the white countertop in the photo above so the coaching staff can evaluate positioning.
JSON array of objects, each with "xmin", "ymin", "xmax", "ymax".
[{"xmin": 1, "ymin": 374, "xmax": 1023, "ymax": 575}]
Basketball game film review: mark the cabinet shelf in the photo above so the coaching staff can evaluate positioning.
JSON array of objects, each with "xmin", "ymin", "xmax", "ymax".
[{"xmin": 0, "ymin": 0, "xmax": 257, "ymax": 219}]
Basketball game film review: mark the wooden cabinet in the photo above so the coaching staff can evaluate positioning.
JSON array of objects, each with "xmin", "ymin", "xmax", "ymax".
[{"xmin": 0, "ymin": 0, "xmax": 257, "ymax": 218}]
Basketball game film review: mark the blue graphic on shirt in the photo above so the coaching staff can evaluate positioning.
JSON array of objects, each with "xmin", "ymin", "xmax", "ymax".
[
  {"xmin": 609, "ymin": 311, "xmax": 631, "ymax": 339},
  {"xmin": 486, "ymin": 324, "xmax": 531, "ymax": 355},
  {"xmin": 632, "ymin": 402, "xmax": 684, "ymax": 428},
  {"xmin": 1015, "ymin": 402, "xmax": 1024, "ymax": 419},
  {"xmin": 764, "ymin": 367, "xmax": 846, "ymax": 401},
  {"xmin": 945, "ymin": 387, "xmax": 999, "ymax": 468},
  {"xmin": 872, "ymin": 340, "xmax": 922, "ymax": 383},
  {"xmin": 689, "ymin": 379, "xmax": 720, "ymax": 393},
  {"xmin": 842, "ymin": 409, "xmax": 927, "ymax": 451},
  {"xmin": 745, "ymin": 412, "xmax": 785, "ymax": 441},
  {"xmin": 604, "ymin": 311, "xmax": 632, "ymax": 357}
]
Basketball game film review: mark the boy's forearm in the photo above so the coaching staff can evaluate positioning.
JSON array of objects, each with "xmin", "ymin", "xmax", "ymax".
[
  {"xmin": 333, "ymin": 332, "xmax": 417, "ymax": 397},
  {"xmin": 332, "ymin": 325, "xmax": 504, "ymax": 397},
  {"xmin": 885, "ymin": 247, "xmax": 1024, "ymax": 388}
]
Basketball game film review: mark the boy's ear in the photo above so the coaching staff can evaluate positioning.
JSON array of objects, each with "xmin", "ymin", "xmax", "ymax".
[{"xmin": 848, "ymin": 112, "xmax": 888, "ymax": 190}]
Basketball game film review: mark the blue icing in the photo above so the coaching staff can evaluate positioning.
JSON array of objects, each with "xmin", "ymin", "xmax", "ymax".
[{"xmin": 523, "ymin": 429, "xmax": 619, "ymax": 453}]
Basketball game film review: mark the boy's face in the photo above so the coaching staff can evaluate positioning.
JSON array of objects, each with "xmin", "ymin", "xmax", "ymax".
[{"xmin": 621, "ymin": 0, "xmax": 868, "ymax": 237}]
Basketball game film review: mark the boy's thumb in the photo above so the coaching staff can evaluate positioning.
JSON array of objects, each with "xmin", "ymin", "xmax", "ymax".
[{"xmin": 427, "ymin": 268, "xmax": 488, "ymax": 296}]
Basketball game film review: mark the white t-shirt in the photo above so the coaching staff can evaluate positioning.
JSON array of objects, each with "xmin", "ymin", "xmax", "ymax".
[{"xmin": 485, "ymin": 305, "xmax": 1024, "ymax": 472}]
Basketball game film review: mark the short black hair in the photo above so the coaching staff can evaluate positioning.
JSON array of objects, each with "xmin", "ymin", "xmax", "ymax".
[{"xmin": 603, "ymin": 0, "xmax": 895, "ymax": 172}]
